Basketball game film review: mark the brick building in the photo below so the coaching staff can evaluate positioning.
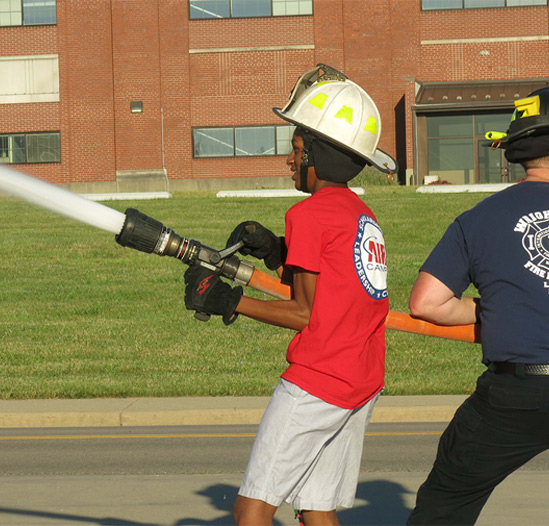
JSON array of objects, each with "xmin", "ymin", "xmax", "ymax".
[{"xmin": 1, "ymin": 0, "xmax": 548, "ymax": 192}]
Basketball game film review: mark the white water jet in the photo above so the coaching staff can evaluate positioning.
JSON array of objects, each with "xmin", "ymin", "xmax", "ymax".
[{"xmin": 0, "ymin": 165, "xmax": 126, "ymax": 234}]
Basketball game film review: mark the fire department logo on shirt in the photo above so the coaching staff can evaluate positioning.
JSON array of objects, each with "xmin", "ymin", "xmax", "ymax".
[
  {"xmin": 515, "ymin": 209, "xmax": 549, "ymax": 287},
  {"xmin": 354, "ymin": 214, "xmax": 388, "ymax": 299}
]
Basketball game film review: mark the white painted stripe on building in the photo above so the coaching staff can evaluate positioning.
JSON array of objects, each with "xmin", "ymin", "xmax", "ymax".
[
  {"xmin": 422, "ymin": 35, "xmax": 549, "ymax": 45},
  {"xmin": 189, "ymin": 45, "xmax": 315, "ymax": 54}
]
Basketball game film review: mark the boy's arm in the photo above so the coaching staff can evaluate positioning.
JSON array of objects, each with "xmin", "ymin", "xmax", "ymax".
[
  {"xmin": 409, "ymin": 271, "xmax": 478, "ymax": 326},
  {"xmin": 236, "ymin": 267, "xmax": 317, "ymax": 331}
]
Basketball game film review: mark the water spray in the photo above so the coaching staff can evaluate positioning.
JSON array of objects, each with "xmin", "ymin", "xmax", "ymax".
[
  {"xmin": 0, "ymin": 165, "xmax": 479, "ymax": 341},
  {"xmin": 0, "ymin": 165, "xmax": 125, "ymax": 234}
]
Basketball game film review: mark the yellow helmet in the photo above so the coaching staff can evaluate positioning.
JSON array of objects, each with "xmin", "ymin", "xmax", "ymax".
[{"xmin": 273, "ymin": 64, "xmax": 398, "ymax": 174}]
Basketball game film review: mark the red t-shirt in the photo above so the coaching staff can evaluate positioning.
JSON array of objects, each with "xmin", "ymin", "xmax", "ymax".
[{"xmin": 281, "ymin": 187, "xmax": 388, "ymax": 409}]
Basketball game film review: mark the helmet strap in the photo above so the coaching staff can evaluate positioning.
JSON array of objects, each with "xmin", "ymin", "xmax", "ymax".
[{"xmin": 300, "ymin": 148, "xmax": 310, "ymax": 193}]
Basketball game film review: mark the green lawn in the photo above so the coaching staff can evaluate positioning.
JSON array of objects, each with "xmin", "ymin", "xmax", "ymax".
[{"xmin": 0, "ymin": 186, "xmax": 488, "ymax": 399}]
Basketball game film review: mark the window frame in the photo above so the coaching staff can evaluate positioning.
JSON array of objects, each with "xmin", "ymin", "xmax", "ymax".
[
  {"xmin": 0, "ymin": 0, "xmax": 57, "ymax": 27},
  {"xmin": 421, "ymin": 0, "xmax": 546, "ymax": 10},
  {"xmin": 0, "ymin": 131, "xmax": 61, "ymax": 164},
  {"xmin": 189, "ymin": 0, "xmax": 313, "ymax": 20},
  {"xmin": 192, "ymin": 124, "xmax": 295, "ymax": 159}
]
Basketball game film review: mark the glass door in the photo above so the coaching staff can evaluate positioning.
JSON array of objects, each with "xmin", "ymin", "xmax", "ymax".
[
  {"xmin": 477, "ymin": 140, "xmax": 525, "ymax": 183},
  {"xmin": 475, "ymin": 112, "xmax": 526, "ymax": 183}
]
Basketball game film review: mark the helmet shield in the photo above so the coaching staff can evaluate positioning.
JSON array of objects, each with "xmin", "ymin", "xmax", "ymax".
[{"xmin": 274, "ymin": 64, "xmax": 398, "ymax": 174}]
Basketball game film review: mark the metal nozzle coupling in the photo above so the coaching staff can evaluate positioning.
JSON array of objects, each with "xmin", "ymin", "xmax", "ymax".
[
  {"xmin": 115, "ymin": 208, "xmax": 254, "ymax": 286},
  {"xmin": 115, "ymin": 208, "xmax": 190, "ymax": 260}
]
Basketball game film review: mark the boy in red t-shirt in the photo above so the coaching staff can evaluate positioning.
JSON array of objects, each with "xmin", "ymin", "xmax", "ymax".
[{"xmin": 184, "ymin": 64, "xmax": 397, "ymax": 525}]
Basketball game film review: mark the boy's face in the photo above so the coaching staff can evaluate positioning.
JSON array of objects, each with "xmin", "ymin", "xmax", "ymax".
[{"xmin": 287, "ymin": 133, "xmax": 315, "ymax": 193}]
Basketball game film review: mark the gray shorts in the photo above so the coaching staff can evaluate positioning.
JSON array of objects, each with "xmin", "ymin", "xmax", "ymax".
[{"xmin": 238, "ymin": 379, "xmax": 379, "ymax": 511}]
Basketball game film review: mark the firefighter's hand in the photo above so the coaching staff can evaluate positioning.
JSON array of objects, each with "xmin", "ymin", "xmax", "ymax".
[
  {"xmin": 226, "ymin": 221, "xmax": 287, "ymax": 271},
  {"xmin": 184, "ymin": 266, "xmax": 243, "ymax": 325}
]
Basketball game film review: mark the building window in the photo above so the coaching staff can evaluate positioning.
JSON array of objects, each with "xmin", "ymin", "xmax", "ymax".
[
  {"xmin": 193, "ymin": 125, "xmax": 295, "ymax": 158},
  {"xmin": 0, "ymin": 132, "xmax": 60, "ymax": 164},
  {"xmin": 422, "ymin": 0, "xmax": 546, "ymax": 9},
  {"xmin": 189, "ymin": 0, "xmax": 312, "ymax": 19},
  {"xmin": 424, "ymin": 112, "xmax": 524, "ymax": 184},
  {"xmin": 0, "ymin": 55, "xmax": 59, "ymax": 104},
  {"xmin": 0, "ymin": 0, "xmax": 56, "ymax": 26}
]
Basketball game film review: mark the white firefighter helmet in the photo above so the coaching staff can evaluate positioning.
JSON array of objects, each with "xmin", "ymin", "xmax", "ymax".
[{"xmin": 273, "ymin": 64, "xmax": 397, "ymax": 174}]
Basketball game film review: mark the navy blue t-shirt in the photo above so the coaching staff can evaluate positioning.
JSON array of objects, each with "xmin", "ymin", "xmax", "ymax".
[{"xmin": 421, "ymin": 182, "xmax": 549, "ymax": 364}]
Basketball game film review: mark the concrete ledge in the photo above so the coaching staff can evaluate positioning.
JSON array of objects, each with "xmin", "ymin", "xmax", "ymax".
[
  {"xmin": 216, "ymin": 187, "xmax": 365, "ymax": 198},
  {"xmin": 0, "ymin": 395, "xmax": 467, "ymax": 428},
  {"xmin": 417, "ymin": 183, "xmax": 514, "ymax": 194},
  {"xmin": 116, "ymin": 169, "xmax": 168, "ymax": 193},
  {"xmin": 82, "ymin": 192, "xmax": 172, "ymax": 201},
  {"xmin": 169, "ymin": 176, "xmax": 295, "ymax": 193}
]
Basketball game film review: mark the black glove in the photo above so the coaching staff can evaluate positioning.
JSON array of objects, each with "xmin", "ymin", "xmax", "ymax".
[
  {"xmin": 184, "ymin": 266, "xmax": 243, "ymax": 325},
  {"xmin": 226, "ymin": 221, "xmax": 287, "ymax": 271}
]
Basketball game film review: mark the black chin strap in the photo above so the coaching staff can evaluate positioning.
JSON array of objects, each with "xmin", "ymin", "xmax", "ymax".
[
  {"xmin": 298, "ymin": 129, "xmax": 316, "ymax": 194},
  {"xmin": 300, "ymin": 148, "xmax": 310, "ymax": 193}
]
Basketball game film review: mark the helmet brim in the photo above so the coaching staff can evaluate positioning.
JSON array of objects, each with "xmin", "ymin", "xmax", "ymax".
[{"xmin": 273, "ymin": 107, "xmax": 398, "ymax": 174}]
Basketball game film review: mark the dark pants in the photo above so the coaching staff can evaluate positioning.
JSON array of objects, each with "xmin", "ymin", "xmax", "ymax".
[{"xmin": 407, "ymin": 369, "xmax": 549, "ymax": 525}]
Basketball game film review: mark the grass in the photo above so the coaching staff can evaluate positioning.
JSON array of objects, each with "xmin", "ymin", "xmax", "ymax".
[{"xmin": 0, "ymin": 186, "xmax": 489, "ymax": 399}]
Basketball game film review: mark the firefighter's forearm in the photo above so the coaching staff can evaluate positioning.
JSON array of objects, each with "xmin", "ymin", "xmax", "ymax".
[{"xmin": 235, "ymin": 295, "xmax": 310, "ymax": 331}]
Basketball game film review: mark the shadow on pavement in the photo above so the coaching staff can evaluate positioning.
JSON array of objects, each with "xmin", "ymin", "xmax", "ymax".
[
  {"xmin": 0, "ymin": 479, "xmax": 413, "ymax": 525},
  {"xmin": 176, "ymin": 479, "xmax": 412, "ymax": 525},
  {"xmin": 0, "ymin": 506, "xmax": 150, "ymax": 525},
  {"xmin": 341, "ymin": 479, "xmax": 413, "ymax": 525}
]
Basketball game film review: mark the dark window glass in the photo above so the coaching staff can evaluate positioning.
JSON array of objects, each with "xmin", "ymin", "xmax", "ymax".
[
  {"xmin": 464, "ymin": 0, "xmax": 504, "ymax": 6},
  {"xmin": 0, "ymin": 132, "xmax": 60, "ymax": 164},
  {"xmin": 427, "ymin": 115, "xmax": 472, "ymax": 137},
  {"xmin": 422, "ymin": 0, "xmax": 545, "ymax": 8},
  {"xmin": 23, "ymin": 0, "xmax": 56, "ymax": 25},
  {"xmin": 235, "ymin": 127, "xmax": 275, "ymax": 156},
  {"xmin": 193, "ymin": 128, "xmax": 234, "ymax": 157},
  {"xmin": 189, "ymin": 0, "xmax": 312, "ymax": 19},
  {"xmin": 189, "ymin": 0, "xmax": 230, "ymax": 19},
  {"xmin": 26, "ymin": 133, "xmax": 61, "ymax": 162},
  {"xmin": 193, "ymin": 125, "xmax": 294, "ymax": 158},
  {"xmin": 276, "ymin": 125, "xmax": 295, "ymax": 155},
  {"xmin": 232, "ymin": 0, "xmax": 271, "ymax": 17},
  {"xmin": 422, "ymin": 0, "xmax": 462, "ymax": 9}
]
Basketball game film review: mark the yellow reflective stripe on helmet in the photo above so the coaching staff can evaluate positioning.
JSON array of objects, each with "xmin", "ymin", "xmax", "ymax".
[
  {"xmin": 364, "ymin": 116, "xmax": 377, "ymax": 134},
  {"xmin": 334, "ymin": 105, "xmax": 353, "ymax": 125},
  {"xmin": 308, "ymin": 93, "xmax": 328, "ymax": 110},
  {"xmin": 485, "ymin": 131, "xmax": 507, "ymax": 140},
  {"xmin": 514, "ymin": 95, "xmax": 541, "ymax": 119}
]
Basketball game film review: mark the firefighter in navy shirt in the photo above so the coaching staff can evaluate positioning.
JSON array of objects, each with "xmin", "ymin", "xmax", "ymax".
[{"xmin": 407, "ymin": 88, "xmax": 549, "ymax": 525}]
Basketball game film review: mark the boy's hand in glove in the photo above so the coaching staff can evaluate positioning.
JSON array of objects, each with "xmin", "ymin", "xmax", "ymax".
[
  {"xmin": 226, "ymin": 221, "xmax": 287, "ymax": 271},
  {"xmin": 184, "ymin": 266, "xmax": 243, "ymax": 325}
]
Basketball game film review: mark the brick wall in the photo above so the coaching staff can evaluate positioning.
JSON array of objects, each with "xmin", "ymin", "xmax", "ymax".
[{"xmin": 1, "ymin": 0, "xmax": 548, "ymax": 187}]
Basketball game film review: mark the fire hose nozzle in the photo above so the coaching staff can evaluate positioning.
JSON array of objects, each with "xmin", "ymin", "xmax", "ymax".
[
  {"xmin": 115, "ymin": 208, "xmax": 255, "ymax": 286},
  {"xmin": 115, "ymin": 208, "xmax": 190, "ymax": 259}
]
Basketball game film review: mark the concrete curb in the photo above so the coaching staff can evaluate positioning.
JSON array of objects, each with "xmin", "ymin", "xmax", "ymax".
[
  {"xmin": 0, "ymin": 395, "xmax": 467, "ymax": 428},
  {"xmin": 215, "ymin": 187, "xmax": 365, "ymax": 198}
]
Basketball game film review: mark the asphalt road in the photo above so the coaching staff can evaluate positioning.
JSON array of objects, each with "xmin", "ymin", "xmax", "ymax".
[
  {"xmin": 1, "ymin": 423, "xmax": 549, "ymax": 525},
  {"xmin": 0, "ymin": 423, "xmax": 448, "ymax": 476}
]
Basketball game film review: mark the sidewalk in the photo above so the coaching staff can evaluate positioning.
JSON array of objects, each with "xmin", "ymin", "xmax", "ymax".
[{"xmin": 0, "ymin": 394, "xmax": 468, "ymax": 428}]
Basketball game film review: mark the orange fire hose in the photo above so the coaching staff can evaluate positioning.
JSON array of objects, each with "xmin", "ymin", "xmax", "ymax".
[
  {"xmin": 247, "ymin": 268, "xmax": 480, "ymax": 343},
  {"xmin": 247, "ymin": 268, "xmax": 292, "ymax": 300}
]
